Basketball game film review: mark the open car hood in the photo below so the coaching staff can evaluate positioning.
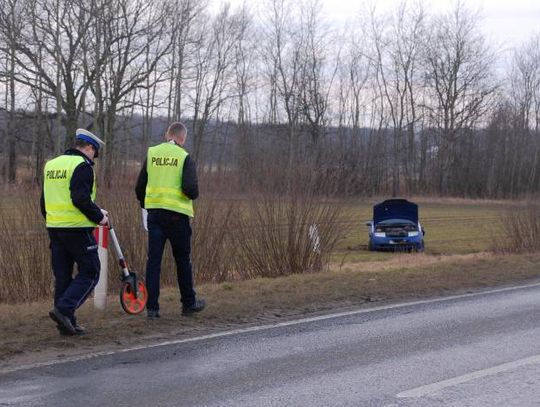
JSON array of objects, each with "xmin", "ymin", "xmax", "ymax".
[{"xmin": 373, "ymin": 199, "xmax": 418, "ymax": 224}]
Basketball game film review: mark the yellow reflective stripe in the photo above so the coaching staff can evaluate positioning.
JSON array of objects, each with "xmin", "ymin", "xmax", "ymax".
[
  {"xmin": 145, "ymin": 197, "xmax": 193, "ymax": 210},
  {"xmin": 45, "ymin": 203, "xmax": 80, "ymax": 211},
  {"xmin": 145, "ymin": 187, "xmax": 187, "ymax": 199},
  {"xmin": 47, "ymin": 214, "xmax": 92, "ymax": 222},
  {"xmin": 45, "ymin": 203, "xmax": 95, "ymax": 217},
  {"xmin": 46, "ymin": 210, "xmax": 97, "ymax": 225},
  {"xmin": 46, "ymin": 213, "xmax": 96, "ymax": 225},
  {"xmin": 46, "ymin": 210, "xmax": 92, "ymax": 219},
  {"xmin": 146, "ymin": 193, "xmax": 189, "ymax": 202},
  {"xmin": 46, "ymin": 221, "xmax": 97, "ymax": 229}
]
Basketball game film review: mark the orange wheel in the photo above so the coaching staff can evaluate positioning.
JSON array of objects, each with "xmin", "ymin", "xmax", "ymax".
[{"xmin": 120, "ymin": 281, "xmax": 148, "ymax": 314}]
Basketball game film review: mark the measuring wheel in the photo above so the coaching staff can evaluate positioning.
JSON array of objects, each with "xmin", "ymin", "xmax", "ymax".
[
  {"xmin": 120, "ymin": 280, "xmax": 148, "ymax": 315},
  {"xmin": 108, "ymin": 222, "xmax": 148, "ymax": 315}
]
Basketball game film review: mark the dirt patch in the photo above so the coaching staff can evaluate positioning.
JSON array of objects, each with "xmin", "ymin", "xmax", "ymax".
[{"xmin": 2, "ymin": 252, "xmax": 540, "ymax": 370}]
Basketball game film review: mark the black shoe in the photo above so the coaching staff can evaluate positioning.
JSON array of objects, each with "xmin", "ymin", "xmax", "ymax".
[
  {"xmin": 147, "ymin": 309, "xmax": 161, "ymax": 320},
  {"xmin": 57, "ymin": 324, "xmax": 85, "ymax": 336},
  {"xmin": 49, "ymin": 308, "xmax": 76, "ymax": 335},
  {"xmin": 182, "ymin": 299, "xmax": 206, "ymax": 315},
  {"xmin": 69, "ymin": 317, "xmax": 85, "ymax": 334}
]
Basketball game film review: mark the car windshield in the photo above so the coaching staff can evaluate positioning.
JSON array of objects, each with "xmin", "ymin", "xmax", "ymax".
[{"xmin": 377, "ymin": 219, "xmax": 416, "ymax": 226}]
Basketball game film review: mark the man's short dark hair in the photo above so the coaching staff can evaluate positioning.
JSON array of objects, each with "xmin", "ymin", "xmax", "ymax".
[{"xmin": 167, "ymin": 122, "xmax": 187, "ymax": 138}]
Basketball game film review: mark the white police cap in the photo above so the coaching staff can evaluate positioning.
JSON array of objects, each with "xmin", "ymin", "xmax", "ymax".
[{"xmin": 75, "ymin": 129, "xmax": 105, "ymax": 150}]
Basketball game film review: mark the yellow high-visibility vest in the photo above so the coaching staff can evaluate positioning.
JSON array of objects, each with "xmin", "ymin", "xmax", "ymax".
[
  {"xmin": 145, "ymin": 142, "xmax": 194, "ymax": 217},
  {"xmin": 44, "ymin": 155, "xmax": 97, "ymax": 228}
]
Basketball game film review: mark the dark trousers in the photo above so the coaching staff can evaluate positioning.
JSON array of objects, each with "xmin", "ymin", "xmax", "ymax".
[
  {"xmin": 146, "ymin": 209, "xmax": 196, "ymax": 311},
  {"xmin": 48, "ymin": 228, "xmax": 100, "ymax": 322}
]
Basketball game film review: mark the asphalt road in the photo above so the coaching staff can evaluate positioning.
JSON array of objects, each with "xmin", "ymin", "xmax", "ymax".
[{"xmin": 3, "ymin": 283, "xmax": 540, "ymax": 406}]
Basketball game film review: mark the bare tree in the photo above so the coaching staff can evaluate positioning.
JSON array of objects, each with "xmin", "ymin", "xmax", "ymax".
[
  {"xmin": 297, "ymin": 0, "xmax": 338, "ymax": 145},
  {"xmin": 334, "ymin": 28, "xmax": 373, "ymax": 194},
  {"xmin": 508, "ymin": 34, "xmax": 540, "ymax": 194},
  {"xmin": 91, "ymin": 0, "xmax": 173, "ymax": 182},
  {"xmin": 368, "ymin": 1, "xmax": 425, "ymax": 196},
  {"xmin": 0, "ymin": 0, "xmax": 25, "ymax": 182},
  {"xmin": 2, "ymin": 0, "xmax": 112, "ymax": 154},
  {"xmin": 261, "ymin": 0, "xmax": 304, "ymax": 187},
  {"xmin": 233, "ymin": 4, "xmax": 256, "ymax": 191},
  {"xmin": 189, "ymin": 3, "xmax": 244, "ymax": 161},
  {"xmin": 167, "ymin": 0, "xmax": 206, "ymax": 123},
  {"xmin": 422, "ymin": 2, "xmax": 497, "ymax": 193},
  {"xmin": 0, "ymin": 35, "xmax": 6, "ymax": 181}
]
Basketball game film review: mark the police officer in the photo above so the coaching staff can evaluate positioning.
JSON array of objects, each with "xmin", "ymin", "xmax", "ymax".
[
  {"xmin": 135, "ymin": 122, "xmax": 205, "ymax": 319},
  {"xmin": 41, "ymin": 129, "xmax": 108, "ymax": 336}
]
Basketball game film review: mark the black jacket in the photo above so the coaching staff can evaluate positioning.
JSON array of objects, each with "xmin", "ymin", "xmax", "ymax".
[
  {"xmin": 40, "ymin": 149, "xmax": 104, "ymax": 227},
  {"xmin": 135, "ymin": 144, "xmax": 199, "ymax": 208}
]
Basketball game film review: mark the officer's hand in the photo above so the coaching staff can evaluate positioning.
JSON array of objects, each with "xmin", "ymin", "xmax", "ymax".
[
  {"xmin": 99, "ymin": 214, "xmax": 109, "ymax": 226},
  {"xmin": 100, "ymin": 208, "xmax": 109, "ymax": 217}
]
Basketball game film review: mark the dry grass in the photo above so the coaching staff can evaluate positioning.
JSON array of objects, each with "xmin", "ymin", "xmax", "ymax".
[{"xmin": 493, "ymin": 203, "xmax": 540, "ymax": 253}]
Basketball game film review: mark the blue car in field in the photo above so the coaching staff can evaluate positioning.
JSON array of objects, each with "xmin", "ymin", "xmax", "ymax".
[{"xmin": 366, "ymin": 199, "xmax": 425, "ymax": 252}]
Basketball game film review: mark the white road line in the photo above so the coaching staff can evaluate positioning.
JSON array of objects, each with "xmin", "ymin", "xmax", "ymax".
[
  {"xmin": 2, "ymin": 280, "xmax": 540, "ymax": 375},
  {"xmin": 396, "ymin": 354, "xmax": 540, "ymax": 399}
]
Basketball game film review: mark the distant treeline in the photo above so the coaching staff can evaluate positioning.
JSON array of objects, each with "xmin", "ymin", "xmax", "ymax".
[{"xmin": 0, "ymin": 0, "xmax": 539, "ymax": 198}]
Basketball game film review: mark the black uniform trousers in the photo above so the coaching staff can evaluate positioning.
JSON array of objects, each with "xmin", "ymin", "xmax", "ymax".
[
  {"xmin": 48, "ymin": 228, "xmax": 100, "ymax": 322},
  {"xmin": 145, "ymin": 209, "xmax": 196, "ymax": 311}
]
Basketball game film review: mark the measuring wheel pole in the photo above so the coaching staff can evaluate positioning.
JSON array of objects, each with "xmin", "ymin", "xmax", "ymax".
[
  {"xmin": 93, "ymin": 225, "xmax": 109, "ymax": 310},
  {"xmin": 108, "ymin": 224, "xmax": 139, "ymax": 297}
]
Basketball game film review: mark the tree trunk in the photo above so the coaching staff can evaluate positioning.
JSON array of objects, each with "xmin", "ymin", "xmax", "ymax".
[{"xmin": 7, "ymin": 31, "xmax": 16, "ymax": 183}]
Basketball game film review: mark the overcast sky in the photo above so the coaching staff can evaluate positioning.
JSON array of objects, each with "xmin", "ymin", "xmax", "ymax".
[{"xmin": 221, "ymin": 0, "xmax": 540, "ymax": 51}]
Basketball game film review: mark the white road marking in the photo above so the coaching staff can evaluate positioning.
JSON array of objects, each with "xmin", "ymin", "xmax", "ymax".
[
  {"xmin": 396, "ymin": 354, "xmax": 540, "ymax": 399},
  {"xmin": 2, "ymin": 280, "xmax": 540, "ymax": 375},
  {"xmin": 0, "ymin": 385, "xmax": 44, "ymax": 404}
]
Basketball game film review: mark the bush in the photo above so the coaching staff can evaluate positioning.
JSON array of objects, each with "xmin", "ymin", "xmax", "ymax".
[
  {"xmin": 0, "ymin": 192, "xmax": 51, "ymax": 303},
  {"xmin": 232, "ymin": 192, "xmax": 346, "ymax": 278},
  {"xmin": 493, "ymin": 203, "xmax": 540, "ymax": 253}
]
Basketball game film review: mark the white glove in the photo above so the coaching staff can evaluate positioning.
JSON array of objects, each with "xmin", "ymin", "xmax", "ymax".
[
  {"xmin": 99, "ymin": 209, "xmax": 109, "ymax": 226},
  {"xmin": 141, "ymin": 208, "xmax": 148, "ymax": 232},
  {"xmin": 99, "ymin": 215, "xmax": 109, "ymax": 226}
]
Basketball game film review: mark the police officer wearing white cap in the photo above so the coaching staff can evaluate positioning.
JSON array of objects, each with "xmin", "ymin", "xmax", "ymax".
[{"xmin": 40, "ymin": 128, "xmax": 108, "ymax": 336}]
